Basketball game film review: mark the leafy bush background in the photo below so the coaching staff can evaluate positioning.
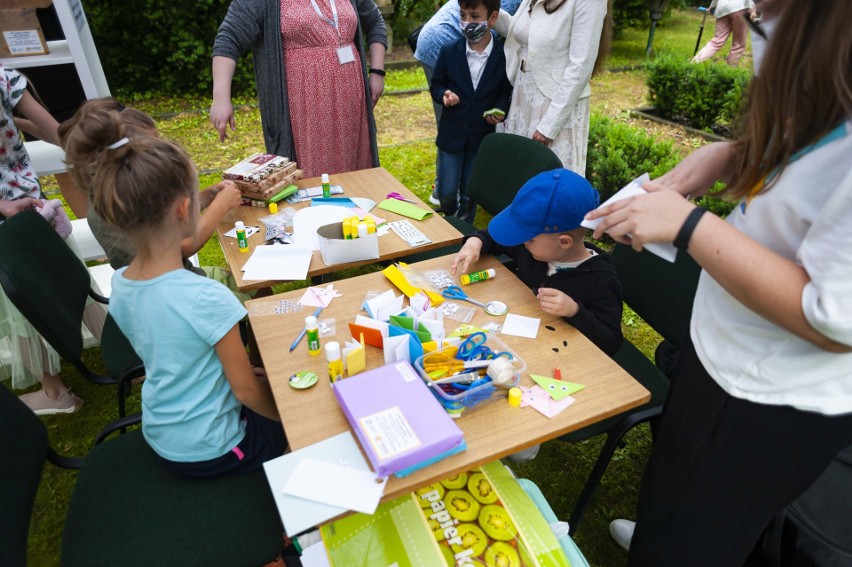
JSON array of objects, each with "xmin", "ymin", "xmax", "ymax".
[
  {"xmin": 646, "ymin": 54, "xmax": 750, "ymax": 131},
  {"xmin": 83, "ymin": 0, "xmax": 699, "ymax": 97}
]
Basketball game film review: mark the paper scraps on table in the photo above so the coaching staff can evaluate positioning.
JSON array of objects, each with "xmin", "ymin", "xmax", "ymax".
[
  {"xmin": 529, "ymin": 374, "xmax": 585, "ymax": 401},
  {"xmin": 520, "ymin": 385, "xmax": 576, "ymax": 418},
  {"xmin": 241, "ymin": 246, "xmax": 312, "ymax": 281},
  {"xmin": 580, "ymin": 173, "xmax": 677, "ymax": 263},
  {"xmin": 299, "ymin": 284, "xmax": 343, "ymax": 308},
  {"xmin": 501, "ymin": 313, "xmax": 541, "ymax": 339},
  {"xmin": 224, "ymin": 225, "xmax": 260, "ymax": 239}
]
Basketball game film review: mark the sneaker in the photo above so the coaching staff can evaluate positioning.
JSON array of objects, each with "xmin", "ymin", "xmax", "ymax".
[
  {"xmin": 428, "ymin": 189, "xmax": 440, "ymax": 207},
  {"xmin": 19, "ymin": 388, "xmax": 84, "ymax": 415},
  {"xmin": 609, "ymin": 519, "xmax": 635, "ymax": 551}
]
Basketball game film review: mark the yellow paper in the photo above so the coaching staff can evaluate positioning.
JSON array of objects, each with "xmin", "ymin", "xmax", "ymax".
[
  {"xmin": 382, "ymin": 264, "xmax": 444, "ymax": 306},
  {"xmin": 345, "ymin": 334, "xmax": 367, "ymax": 376}
]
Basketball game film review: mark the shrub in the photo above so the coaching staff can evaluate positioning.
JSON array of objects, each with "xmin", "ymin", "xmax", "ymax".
[
  {"xmin": 85, "ymin": 0, "xmax": 257, "ymax": 97},
  {"xmin": 646, "ymin": 54, "xmax": 750, "ymax": 132},
  {"xmin": 586, "ymin": 114, "xmax": 681, "ymax": 202}
]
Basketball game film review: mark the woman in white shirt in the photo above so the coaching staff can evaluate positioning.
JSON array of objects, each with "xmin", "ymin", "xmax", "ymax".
[
  {"xmin": 494, "ymin": 0, "xmax": 610, "ymax": 174},
  {"xmin": 589, "ymin": 1, "xmax": 852, "ymax": 564}
]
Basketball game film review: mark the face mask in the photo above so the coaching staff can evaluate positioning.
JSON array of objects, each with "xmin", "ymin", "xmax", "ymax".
[{"xmin": 460, "ymin": 20, "xmax": 488, "ymax": 44}]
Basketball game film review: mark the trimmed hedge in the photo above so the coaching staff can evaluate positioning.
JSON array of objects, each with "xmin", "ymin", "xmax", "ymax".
[
  {"xmin": 586, "ymin": 114, "xmax": 736, "ymax": 217},
  {"xmin": 646, "ymin": 54, "xmax": 750, "ymax": 132}
]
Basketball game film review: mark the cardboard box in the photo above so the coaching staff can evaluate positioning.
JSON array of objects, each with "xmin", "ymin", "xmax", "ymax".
[
  {"xmin": 0, "ymin": 7, "xmax": 49, "ymax": 57},
  {"xmin": 317, "ymin": 222, "xmax": 379, "ymax": 265}
]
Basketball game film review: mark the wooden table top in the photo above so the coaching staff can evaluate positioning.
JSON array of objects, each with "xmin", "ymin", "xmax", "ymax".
[
  {"xmin": 247, "ymin": 254, "xmax": 649, "ymax": 503},
  {"xmin": 216, "ymin": 167, "xmax": 463, "ymax": 292}
]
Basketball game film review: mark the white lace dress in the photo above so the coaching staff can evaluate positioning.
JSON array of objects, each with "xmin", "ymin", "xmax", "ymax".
[{"xmin": 500, "ymin": 10, "xmax": 591, "ymax": 175}]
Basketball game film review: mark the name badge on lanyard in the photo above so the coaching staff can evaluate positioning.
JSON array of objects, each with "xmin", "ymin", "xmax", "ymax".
[{"xmin": 310, "ymin": 0, "xmax": 356, "ymax": 65}]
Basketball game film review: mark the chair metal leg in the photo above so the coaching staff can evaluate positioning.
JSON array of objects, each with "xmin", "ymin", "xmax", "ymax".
[{"xmin": 568, "ymin": 406, "xmax": 662, "ymax": 536}]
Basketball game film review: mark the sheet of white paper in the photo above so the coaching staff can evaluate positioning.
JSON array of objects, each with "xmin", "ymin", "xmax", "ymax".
[
  {"xmin": 282, "ymin": 457, "xmax": 387, "ymax": 515},
  {"xmin": 293, "ymin": 205, "xmax": 351, "ymax": 250},
  {"xmin": 224, "ymin": 225, "xmax": 261, "ymax": 239},
  {"xmin": 501, "ymin": 313, "xmax": 541, "ymax": 339},
  {"xmin": 349, "ymin": 197, "xmax": 376, "ymax": 212},
  {"xmin": 419, "ymin": 307, "xmax": 444, "ymax": 322},
  {"xmin": 410, "ymin": 292, "xmax": 431, "ymax": 313},
  {"xmin": 580, "ymin": 173, "xmax": 678, "ymax": 263},
  {"xmin": 241, "ymin": 246, "xmax": 312, "ymax": 281},
  {"xmin": 365, "ymin": 289, "xmax": 405, "ymax": 322},
  {"xmin": 419, "ymin": 318, "xmax": 445, "ymax": 341},
  {"xmin": 263, "ymin": 432, "xmax": 373, "ymax": 536},
  {"xmin": 300, "ymin": 541, "xmax": 331, "ymax": 567},
  {"xmin": 354, "ymin": 314, "xmax": 390, "ymax": 338},
  {"xmin": 383, "ymin": 334, "xmax": 410, "ymax": 365}
]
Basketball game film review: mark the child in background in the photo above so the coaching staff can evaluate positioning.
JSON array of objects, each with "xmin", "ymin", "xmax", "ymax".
[
  {"xmin": 65, "ymin": 110, "xmax": 286, "ymax": 477},
  {"xmin": 452, "ymin": 168, "xmax": 623, "ymax": 354},
  {"xmin": 0, "ymin": 63, "xmax": 99, "ymax": 414},
  {"xmin": 58, "ymin": 99, "xmax": 244, "ymax": 288},
  {"xmin": 430, "ymin": 0, "xmax": 512, "ymax": 223}
]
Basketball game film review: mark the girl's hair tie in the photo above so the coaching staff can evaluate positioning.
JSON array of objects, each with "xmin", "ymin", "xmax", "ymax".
[{"xmin": 107, "ymin": 137, "xmax": 130, "ymax": 150}]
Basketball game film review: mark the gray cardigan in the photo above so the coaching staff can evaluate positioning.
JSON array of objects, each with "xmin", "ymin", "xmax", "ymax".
[{"xmin": 213, "ymin": 0, "xmax": 387, "ymax": 164}]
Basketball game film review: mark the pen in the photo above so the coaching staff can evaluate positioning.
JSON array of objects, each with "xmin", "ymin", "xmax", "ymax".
[{"xmin": 289, "ymin": 306, "xmax": 324, "ymax": 352}]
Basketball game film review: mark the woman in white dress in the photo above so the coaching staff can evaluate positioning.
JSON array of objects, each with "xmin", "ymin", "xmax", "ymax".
[{"xmin": 495, "ymin": 0, "xmax": 611, "ymax": 174}]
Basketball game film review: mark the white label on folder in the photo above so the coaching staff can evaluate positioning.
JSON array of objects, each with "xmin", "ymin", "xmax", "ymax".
[
  {"xmin": 395, "ymin": 362, "xmax": 418, "ymax": 383},
  {"xmin": 359, "ymin": 407, "xmax": 421, "ymax": 460}
]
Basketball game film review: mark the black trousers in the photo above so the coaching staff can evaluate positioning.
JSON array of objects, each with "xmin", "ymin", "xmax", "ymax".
[{"xmin": 628, "ymin": 341, "xmax": 852, "ymax": 566}]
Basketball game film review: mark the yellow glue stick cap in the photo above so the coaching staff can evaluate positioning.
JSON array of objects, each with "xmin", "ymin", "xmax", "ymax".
[{"xmin": 508, "ymin": 387, "xmax": 522, "ymax": 407}]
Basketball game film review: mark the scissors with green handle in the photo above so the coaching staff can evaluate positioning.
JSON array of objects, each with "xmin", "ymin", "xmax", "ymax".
[{"xmin": 442, "ymin": 286, "xmax": 508, "ymax": 316}]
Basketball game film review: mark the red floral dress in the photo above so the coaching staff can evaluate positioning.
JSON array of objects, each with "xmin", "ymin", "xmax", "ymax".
[{"xmin": 281, "ymin": 0, "xmax": 373, "ymax": 177}]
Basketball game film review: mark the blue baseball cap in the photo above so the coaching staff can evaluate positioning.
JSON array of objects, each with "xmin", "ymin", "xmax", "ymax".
[{"xmin": 488, "ymin": 169, "xmax": 600, "ymax": 247}]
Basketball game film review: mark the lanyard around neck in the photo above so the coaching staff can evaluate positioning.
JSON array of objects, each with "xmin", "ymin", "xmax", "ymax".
[{"xmin": 309, "ymin": 0, "xmax": 341, "ymax": 42}]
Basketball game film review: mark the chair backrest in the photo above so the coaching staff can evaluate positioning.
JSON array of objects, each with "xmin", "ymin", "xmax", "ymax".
[
  {"xmin": 467, "ymin": 133, "xmax": 564, "ymax": 217},
  {"xmin": 0, "ymin": 209, "xmax": 92, "ymax": 361},
  {"xmin": 610, "ymin": 244, "xmax": 702, "ymax": 350},
  {"xmin": 0, "ymin": 386, "xmax": 49, "ymax": 567},
  {"xmin": 100, "ymin": 313, "xmax": 143, "ymax": 381}
]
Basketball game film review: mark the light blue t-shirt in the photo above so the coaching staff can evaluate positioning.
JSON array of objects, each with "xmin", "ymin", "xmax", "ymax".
[
  {"xmin": 110, "ymin": 268, "xmax": 247, "ymax": 462},
  {"xmin": 414, "ymin": 0, "xmax": 522, "ymax": 68}
]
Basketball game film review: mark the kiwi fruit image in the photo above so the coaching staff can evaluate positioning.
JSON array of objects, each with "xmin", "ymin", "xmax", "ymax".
[
  {"xmin": 479, "ymin": 505, "xmax": 518, "ymax": 541},
  {"xmin": 441, "ymin": 472, "xmax": 469, "ymax": 490},
  {"xmin": 445, "ymin": 490, "xmax": 481, "ymax": 522},
  {"xmin": 485, "ymin": 541, "xmax": 521, "ymax": 567},
  {"xmin": 467, "ymin": 473, "xmax": 499, "ymax": 504},
  {"xmin": 417, "ymin": 483, "xmax": 446, "ymax": 508},
  {"xmin": 440, "ymin": 543, "xmax": 456, "ymax": 565},
  {"xmin": 451, "ymin": 523, "xmax": 489, "ymax": 557}
]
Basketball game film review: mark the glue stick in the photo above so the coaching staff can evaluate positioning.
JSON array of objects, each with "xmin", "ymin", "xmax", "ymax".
[
  {"xmin": 321, "ymin": 173, "xmax": 331, "ymax": 198},
  {"xmin": 235, "ymin": 221, "xmax": 249, "ymax": 253},
  {"xmin": 305, "ymin": 316, "xmax": 321, "ymax": 356},
  {"xmin": 326, "ymin": 341, "xmax": 344, "ymax": 384},
  {"xmin": 461, "ymin": 268, "xmax": 496, "ymax": 285}
]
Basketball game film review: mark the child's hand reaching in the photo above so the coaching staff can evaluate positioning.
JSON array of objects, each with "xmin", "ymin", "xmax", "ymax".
[
  {"xmin": 451, "ymin": 237, "xmax": 483, "ymax": 275},
  {"xmin": 211, "ymin": 180, "xmax": 242, "ymax": 212},
  {"xmin": 537, "ymin": 287, "xmax": 580, "ymax": 318},
  {"xmin": 443, "ymin": 90, "xmax": 460, "ymax": 107}
]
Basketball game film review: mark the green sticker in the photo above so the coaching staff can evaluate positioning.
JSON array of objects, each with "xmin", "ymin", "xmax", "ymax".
[{"xmin": 288, "ymin": 371, "xmax": 319, "ymax": 389}]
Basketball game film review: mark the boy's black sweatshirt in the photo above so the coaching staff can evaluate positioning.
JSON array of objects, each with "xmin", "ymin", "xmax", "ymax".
[{"xmin": 469, "ymin": 231, "xmax": 624, "ymax": 355}]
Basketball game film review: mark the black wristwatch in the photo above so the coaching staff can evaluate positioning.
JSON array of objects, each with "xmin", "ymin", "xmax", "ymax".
[{"xmin": 368, "ymin": 68, "xmax": 386, "ymax": 77}]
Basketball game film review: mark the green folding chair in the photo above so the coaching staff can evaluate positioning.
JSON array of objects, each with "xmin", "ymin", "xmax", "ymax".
[
  {"xmin": 560, "ymin": 244, "xmax": 702, "ymax": 535},
  {"xmin": 0, "ymin": 209, "xmax": 143, "ymax": 417},
  {"xmin": 402, "ymin": 132, "xmax": 563, "ymax": 264},
  {"xmin": 0, "ymin": 385, "xmax": 284, "ymax": 567}
]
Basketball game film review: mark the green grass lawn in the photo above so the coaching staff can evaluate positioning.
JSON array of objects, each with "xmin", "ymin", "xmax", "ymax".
[{"xmin": 17, "ymin": 9, "xmax": 734, "ymax": 565}]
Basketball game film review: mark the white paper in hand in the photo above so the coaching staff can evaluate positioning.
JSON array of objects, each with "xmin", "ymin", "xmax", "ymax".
[{"xmin": 581, "ymin": 173, "xmax": 678, "ymax": 263}]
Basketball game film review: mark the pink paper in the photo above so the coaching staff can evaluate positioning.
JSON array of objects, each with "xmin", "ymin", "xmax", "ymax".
[
  {"xmin": 520, "ymin": 385, "xmax": 576, "ymax": 418},
  {"xmin": 299, "ymin": 284, "xmax": 343, "ymax": 308}
]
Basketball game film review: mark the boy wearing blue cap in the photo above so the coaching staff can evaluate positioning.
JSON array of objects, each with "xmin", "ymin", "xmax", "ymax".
[{"xmin": 452, "ymin": 168, "xmax": 623, "ymax": 355}]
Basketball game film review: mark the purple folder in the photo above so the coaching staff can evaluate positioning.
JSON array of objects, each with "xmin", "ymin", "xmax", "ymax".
[{"xmin": 333, "ymin": 361, "xmax": 465, "ymax": 477}]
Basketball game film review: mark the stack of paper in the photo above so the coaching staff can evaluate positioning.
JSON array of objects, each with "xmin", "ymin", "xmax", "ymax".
[{"xmin": 333, "ymin": 361, "xmax": 466, "ymax": 477}]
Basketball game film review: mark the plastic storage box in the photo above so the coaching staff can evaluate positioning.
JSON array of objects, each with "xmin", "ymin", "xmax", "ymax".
[{"xmin": 413, "ymin": 334, "xmax": 526, "ymax": 417}]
